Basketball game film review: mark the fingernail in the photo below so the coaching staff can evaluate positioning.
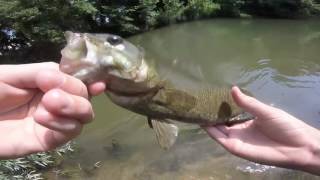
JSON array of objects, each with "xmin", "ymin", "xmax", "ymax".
[{"xmin": 54, "ymin": 120, "xmax": 78, "ymax": 131}]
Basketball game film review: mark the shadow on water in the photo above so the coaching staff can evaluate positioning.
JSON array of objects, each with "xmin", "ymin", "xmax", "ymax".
[{"xmin": 43, "ymin": 19, "xmax": 320, "ymax": 179}]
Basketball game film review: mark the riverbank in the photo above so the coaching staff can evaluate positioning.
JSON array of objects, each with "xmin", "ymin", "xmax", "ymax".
[{"xmin": 1, "ymin": 0, "xmax": 320, "ymax": 53}]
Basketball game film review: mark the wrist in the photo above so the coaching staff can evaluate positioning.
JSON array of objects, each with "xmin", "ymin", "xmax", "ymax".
[{"xmin": 298, "ymin": 130, "xmax": 320, "ymax": 175}]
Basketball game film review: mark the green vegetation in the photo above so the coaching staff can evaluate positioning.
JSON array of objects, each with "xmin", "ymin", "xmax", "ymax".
[
  {"xmin": 244, "ymin": 0, "xmax": 320, "ymax": 18},
  {"xmin": 1, "ymin": 0, "xmax": 319, "ymax": 43},
  {"xmin": 0, "ymin": 0, "xmax": 97, "ymax": 42},
  {"xmin": 0, "ymin": 142, "xmax": 75, "ymax": 179}
]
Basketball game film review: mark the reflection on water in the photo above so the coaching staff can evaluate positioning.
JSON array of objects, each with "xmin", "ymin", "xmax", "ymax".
[{"xmin": 48, "ymin": 19, "xmax": 320, "ymax": 179}]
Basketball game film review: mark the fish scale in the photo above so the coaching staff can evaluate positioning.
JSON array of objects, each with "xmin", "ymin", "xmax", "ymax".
[{"xmin": 193, "ymin": 88, "xmax": 241, "ymax": 122}]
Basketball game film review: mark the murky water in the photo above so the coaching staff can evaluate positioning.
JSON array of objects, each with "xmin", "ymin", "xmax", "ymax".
[{"xmin": 49, "ymin": 19, "xmax": 320, "ymax": 179}]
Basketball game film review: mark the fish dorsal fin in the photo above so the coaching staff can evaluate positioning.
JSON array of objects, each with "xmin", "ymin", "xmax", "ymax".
[
  {"xmin": 150, "ymin": 118, "xmax": 178, "ymax": 150},
  {"xmin": 218, "ymin": 101, "xmax": 232, "ymax": 119}
]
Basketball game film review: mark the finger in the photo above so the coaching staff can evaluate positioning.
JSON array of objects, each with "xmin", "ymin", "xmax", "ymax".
[
  {"xmin": 88, "ymin": 82, "xmax": 106, "ymax": 96},
  {"xmin": 0, "ymin": 62, "xmax": 88, "ymax": 99},
  {"xmin": 34, "ymin": 104, "xmax": 83, "ymax": 133},
  {"xmin": 32, "ymin": 116, "xmax": 82, "ymax": 151},
  {"xmin": 231, "ymin": 86, "xmax": 275, "ymax": 118},
  {"xmin": 41, "ymin": 89, "xmax": 94, "ymax": 124},
  {"xmin": 203, "ymin": 126, "xmax": 229, "ymax": 146},
  {"xmin": 216, "ymin": 125, "xmax": 231, "ymax": 135},
  {"xmin": 0, "ymin": 82, "xmax": 36, "ymax": 113},
  {"xmin": 36, "ymin": 69, "xmax": 89, "ymax": 99},
  {"xmin": 0, "ymin": 62, "xmax": 59, "ymax": 88}
]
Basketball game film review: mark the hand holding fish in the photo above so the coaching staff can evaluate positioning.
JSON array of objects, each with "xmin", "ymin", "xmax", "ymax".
[
  {"xmin": 204, "ymin": 86, "xmax": 320, "ymax": 175},
  {"xmin": 0, "ymin": 62, "xmax": 105, "ymax": 159}
]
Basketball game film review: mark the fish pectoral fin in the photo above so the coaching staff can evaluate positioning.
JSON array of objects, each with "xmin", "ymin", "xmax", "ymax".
[
  {"xmin": 151, "ymin": 119, "xmax": 178, "ymax": 150},
  {"xmin": 217, "ymin": 101, "xmax": 232, "ymax": 119}
]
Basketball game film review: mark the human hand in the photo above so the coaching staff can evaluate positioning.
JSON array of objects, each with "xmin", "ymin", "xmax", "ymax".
[
  {"xmin": 0, "ymin": 62, "xmax": 106, "ymax": 159},
  {"xmin": 204, "ymin": 86, "xmax": 320, "ymax": 175}
]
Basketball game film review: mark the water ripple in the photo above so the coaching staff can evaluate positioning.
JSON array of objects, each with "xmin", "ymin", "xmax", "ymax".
[{"xmin": 238, "ymin": 60, "xmax": 320, "ymax": 90}]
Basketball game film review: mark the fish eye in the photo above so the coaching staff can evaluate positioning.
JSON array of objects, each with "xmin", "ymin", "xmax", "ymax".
[{"xmin": 106, "ymin": 35, "xmax": 123, "ymax": 46}]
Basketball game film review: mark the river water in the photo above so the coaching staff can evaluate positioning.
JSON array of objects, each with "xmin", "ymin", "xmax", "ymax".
[{"xmin": 48, "ymin": 19, "xmax": 320, "ymax": 179}]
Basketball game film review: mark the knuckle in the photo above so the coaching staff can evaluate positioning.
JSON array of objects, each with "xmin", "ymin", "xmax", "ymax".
[
  {"xmin": 36, "ymin": 70, "xmax": 65, "ymax": 92},
  {"xmin": 43, "ymin": 89, "xmax": 70, "ymax": 111}
]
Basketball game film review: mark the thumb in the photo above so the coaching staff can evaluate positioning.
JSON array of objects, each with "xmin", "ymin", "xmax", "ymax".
[
  {"xmin": 34, "ymin": 65, "xmax": 89, "ymax": 98},
  {"xmin": 231, "ymin": 86, "xmax": 275, "ymax": 118}
]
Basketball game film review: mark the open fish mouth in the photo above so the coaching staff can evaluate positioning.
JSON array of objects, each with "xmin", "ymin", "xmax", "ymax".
[{"xmin": 60, "ymin": 31, "xmax": 146, "ymax": 83}]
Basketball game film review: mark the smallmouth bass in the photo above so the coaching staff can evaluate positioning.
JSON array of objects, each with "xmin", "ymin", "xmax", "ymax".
[{"xmin": 60, "ymin": 32, "xmax": 253, "ymax": 149}]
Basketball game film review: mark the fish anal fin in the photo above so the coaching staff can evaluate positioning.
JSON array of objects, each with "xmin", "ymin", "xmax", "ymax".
[{"xmin": 151, "ymin": 119, "xmax": 178, "ymax": 150}]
